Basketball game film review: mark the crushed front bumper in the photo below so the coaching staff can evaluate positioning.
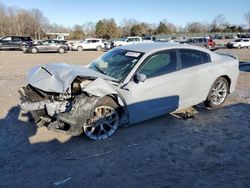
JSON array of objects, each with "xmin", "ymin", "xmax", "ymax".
[{"xmin": 18, "ymin": 85, "xmax": 99, "ymax": 136}]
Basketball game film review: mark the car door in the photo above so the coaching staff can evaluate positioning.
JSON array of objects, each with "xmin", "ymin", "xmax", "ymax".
[
  {"xmin": 39, "ymin": 40, "xmax": 49, "ymax": 51},
  {"xmin": 83, "ymin": 40, "xmax": 92, "ymax": 49},
  {"xmin": 243, "ymin": 39, "xmax": 250, "ymax": 47},
  {"xmin": 175, "ymin": 49, "xmax": 214, "ymax": 108},
  {"xmin": 91, "ymin": 40, "xmax": 98, "ymax": 49},
  {"xmin": 122, "ymin": 50, "xmax": 181, "ymax": 124},
  {"xmin": 11, "ymin": 36, "xmax": 22, "ymax": 49},
  {"xmin": 49, "ymin": 40, "xmax": 59, "ymax": 51}
]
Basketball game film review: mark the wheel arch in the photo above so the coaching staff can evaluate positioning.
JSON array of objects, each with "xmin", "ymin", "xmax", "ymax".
[
  {"xmin": 31, "ymin": 46, "xmax": 39, "ymax": 52},
  {"xmin": 220, "ymin": 75, "xmax": 231, "ymax": 93},
  {"xmin": 99, "ymin": 94, "xmax": 129, "ymax": 125}
]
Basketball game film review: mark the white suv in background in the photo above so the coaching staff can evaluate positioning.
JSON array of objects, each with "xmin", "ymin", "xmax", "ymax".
[
  {"xmin": 227, "ymin": 38, "xmax": 250, "ymax": 49},
  {"xmin": 72, "ymin": 38, "xmax": 105, "ymax": 51}
]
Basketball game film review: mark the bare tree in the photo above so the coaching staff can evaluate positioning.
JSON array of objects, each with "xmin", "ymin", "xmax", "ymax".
[
  {"xmin": 120, "ymin": 18, "xmax": 139, "ymax": 36},
  {"xmin": 83, "ymin": 22, "xmax": 95, "ymax": 37},
  {"xmin": 209, "ymin": 14, "xmax": 227, "ymax": 32},
  {"xmin": 185, "ymin": 22, "xmax": 207, "ymax": 33},
  {"xmin": 244, "ymin": 11, "xmax": 250, "ymax": 31}
]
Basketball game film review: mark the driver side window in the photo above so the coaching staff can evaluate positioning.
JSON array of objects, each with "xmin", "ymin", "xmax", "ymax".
[{"xmin": 139, "ymin": 50, "xmax": 177, "ymax": 78}]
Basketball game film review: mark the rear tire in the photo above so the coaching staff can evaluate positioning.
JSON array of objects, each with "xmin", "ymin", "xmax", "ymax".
[
  {"xmin": 83, "ymin": 97, "xmax": 120, "ymax": 140},
  {"xmin": 205, "ymin": 77, "xmax": 229, "ymax": 108},
  {"xmin": 96, "ymin": 45, "xmax": 102, "ymax": 51}
]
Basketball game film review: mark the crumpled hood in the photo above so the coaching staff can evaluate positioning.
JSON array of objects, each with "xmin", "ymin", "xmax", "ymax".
[{"xmin": 27, "ymin": 63, "xmax": 117, "ymax": 93}]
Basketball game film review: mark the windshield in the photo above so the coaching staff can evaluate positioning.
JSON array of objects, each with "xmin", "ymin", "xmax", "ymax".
[{"xmin": 89, "ymin": 48, "xmax": 144, "ymax": 82}]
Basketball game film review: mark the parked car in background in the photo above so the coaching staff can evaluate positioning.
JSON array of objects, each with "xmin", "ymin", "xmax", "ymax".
[
  {"xmin": 227, "ymin": 38, "xmax": 250, "ymax": 49},
  {"xmin": 179, "ymin": 37, "xmax": 216, "ymax": 49},
  {"xmin": 19, "ymin": 43, "xmax": 239, "ymax": 140},
  {"xmin": 71, "ymin": 38, "xmax": 105, "ymax": 51},
  {"xmin": 112, "ymin": 36, "xmax": 143, "ymax": 47},
  {"xmin": 237, "ymin": 33, "xmax": 250, "ymax": 39},
  {"xmin": 23, "ymin": 40, "xmax": 69, "ymax": 54},
  {"xmin": 0, "ymin": 36, "xmax": 33, "ymax": 50}
]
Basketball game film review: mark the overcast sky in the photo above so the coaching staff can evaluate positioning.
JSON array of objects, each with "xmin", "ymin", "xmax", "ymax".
[{"xmin": 1, "ymin": 0, "xmax": 250, "ymax": 27}]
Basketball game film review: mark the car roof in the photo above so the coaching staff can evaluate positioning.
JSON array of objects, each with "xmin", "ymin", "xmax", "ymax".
[
  {"xmin": 3, "ymin": 36, "xmax": 31, "ymax": 38},
  {"xmin": 117, "ymin": 42, "xmax": 211, "ymax": 53}
]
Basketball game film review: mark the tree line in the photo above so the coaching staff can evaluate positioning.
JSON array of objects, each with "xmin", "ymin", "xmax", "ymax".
[{"xmin": 0, "ymin": 2, "xmax": 249, "ymax": 40}]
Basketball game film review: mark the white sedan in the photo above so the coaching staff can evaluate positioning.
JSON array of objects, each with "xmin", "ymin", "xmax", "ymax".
[{"xmin": 19, "ymin": 43, "xmax": 239, "ymax": 140}]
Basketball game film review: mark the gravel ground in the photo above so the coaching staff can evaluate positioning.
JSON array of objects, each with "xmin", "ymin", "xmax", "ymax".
[{"xmin": 0, "ymin": 49, "xmax": 250, "ymax": 188}]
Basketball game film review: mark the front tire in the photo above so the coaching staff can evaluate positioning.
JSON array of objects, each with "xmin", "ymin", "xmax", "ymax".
[
  {"xmin": 77, "ymin": 46, "xmax": 83, "ymax": 51},
  {"xmin": 58, "ymin": 47, "xmax": 65, "ymax": 54},
  {"xmin": 205, "ymin": 77, "xmax": 229, "ymax": 108},
  {"xmin": 31, "ymin": 47, "xmax": 38, "ymax": 54},
  {"xmin": 83, "ymin": 97, "xmax": 120, "ymax": 140}
]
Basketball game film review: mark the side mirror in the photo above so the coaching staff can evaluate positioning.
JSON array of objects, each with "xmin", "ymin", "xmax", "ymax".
[{"xmin": 134, "ymin": 73, "xmax": 146, "ymax": 83}]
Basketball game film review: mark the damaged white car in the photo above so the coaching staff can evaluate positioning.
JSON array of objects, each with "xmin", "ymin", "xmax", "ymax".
[{"xmin": 19, "ymin": 43, "xmax": 239, "ymax": 140}]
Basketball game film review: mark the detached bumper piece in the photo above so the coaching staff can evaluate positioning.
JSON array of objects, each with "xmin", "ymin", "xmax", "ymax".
[{"xmin": 18, "ymin": 85, "xmax": 99, "ymax": 136}]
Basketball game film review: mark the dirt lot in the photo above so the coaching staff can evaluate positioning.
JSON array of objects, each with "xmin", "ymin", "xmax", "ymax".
[{"xmin": 0, "ymin": 48, "xmax": 250, "ymax": 187}]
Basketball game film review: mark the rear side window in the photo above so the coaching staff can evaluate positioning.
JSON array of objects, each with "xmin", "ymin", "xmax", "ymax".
[
  {"xmin": 201, "ymin": 52, "xmax": 211, "ymax": 63},
  {"xmin": 179, "ymin": 49, "xmax": 210, "ymax": 69},
  {"xmin": 12, "ymin": 37, "xmax": 21, "ymax": 41},
  {"xmin": 198, "ymin": 38, "xmax": 203, "ymax": 42}
]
